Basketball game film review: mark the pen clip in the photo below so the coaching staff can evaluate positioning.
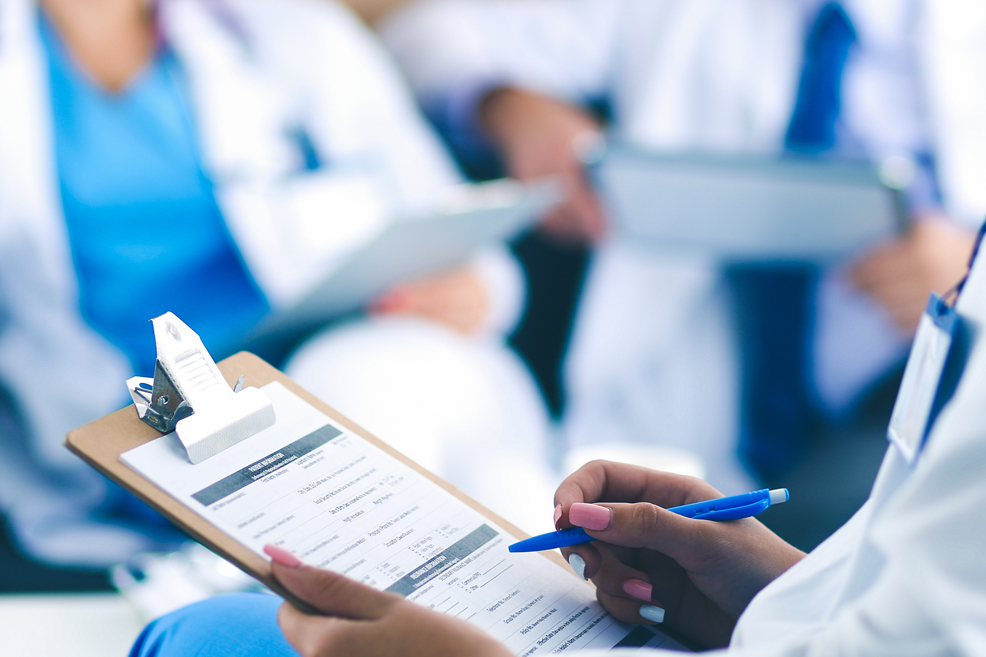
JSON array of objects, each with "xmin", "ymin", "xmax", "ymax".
[{"xmin": 690, "ymin": 499, "xmax": 769, "ymax": 521}]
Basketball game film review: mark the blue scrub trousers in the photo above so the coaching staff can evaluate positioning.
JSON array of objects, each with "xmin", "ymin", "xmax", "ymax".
[{"xmin": 129, "ymin": 593, "xmax": 298, "ymax": 657}]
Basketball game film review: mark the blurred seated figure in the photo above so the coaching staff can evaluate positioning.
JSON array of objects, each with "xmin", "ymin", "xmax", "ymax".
[
  {"xmin": 0, "ymin": 0, "xmax": 552, "ymax": 570},
  {"xmin": 380, "ymin": 0, "xmax": 984, "ymax": 490}
]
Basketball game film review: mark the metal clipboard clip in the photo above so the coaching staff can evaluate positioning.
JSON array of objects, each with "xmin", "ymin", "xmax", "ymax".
[{"xmin": 126, "ymin": 312, "xmax": 276, "ymax": 464}]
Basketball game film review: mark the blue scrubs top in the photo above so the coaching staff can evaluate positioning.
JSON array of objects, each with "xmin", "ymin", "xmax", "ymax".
[{"xmin": 41, "ymin": 17, "xmax": 269, "ymax": 377}]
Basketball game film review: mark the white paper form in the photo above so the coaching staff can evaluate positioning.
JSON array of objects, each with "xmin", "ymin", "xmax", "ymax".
[{"xmin": 122, "ymin": 382, "xmax": 688, "ymax": 653}]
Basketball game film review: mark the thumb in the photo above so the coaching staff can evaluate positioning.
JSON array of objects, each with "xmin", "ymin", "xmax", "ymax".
[
  {"xmin": 266, "ymin": 545, "xmax": 400, "ymax": 620},
  {"xmin": 568, "ymin": 502, "xmax": 712, "ymax": 557}
]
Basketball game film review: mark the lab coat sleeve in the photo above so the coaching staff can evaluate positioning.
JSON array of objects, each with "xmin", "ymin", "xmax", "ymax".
[
  {"xmin": 733, "ymin": 313, "xmax": 986, "ymax": 654},
  {"xmin": 378, "ymin": 0, "xmax": 623, "ymax": 131},
  {"xmin": 572, "ymin": 312, "xmax": 986, "ymax": 656},
  {"xmin": 597, "ymin": 411, "xmax": 986, "ymax": 656},
  {"xmin": 740, "ymin": 406, "xmax": 986, "ymax": 655}
]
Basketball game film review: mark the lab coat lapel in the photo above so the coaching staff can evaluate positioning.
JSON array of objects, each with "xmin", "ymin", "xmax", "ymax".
[
  {"xmin": 0, "ymin": 0, "xmax": 133, "ymax": 472},
  {"xmin": 918, "ymin": 0, "xmax": 986, "ymax": 223},
  {"xmin": 158, "ymin": 0, "xmax": 327, "ymax": 305},
  {"xmin": 618, "ymin": 0, "xmax": 802, "ymax": 153},
  {"xmin": 157, "ymin": 0, "xmax": 296, "ymax": 185},
  {"xmin": 0, "ymin": 0, "xmax": 79, "ymax": 304}
]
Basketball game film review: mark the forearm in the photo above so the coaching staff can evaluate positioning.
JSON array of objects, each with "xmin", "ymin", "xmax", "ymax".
[
  {"xmin": 475, "ymin": 87, "xmax": 607, "ymax": 242},
  {"xmin": 478, "ymin": 87, "xmax": 602, "ymax": 158}
]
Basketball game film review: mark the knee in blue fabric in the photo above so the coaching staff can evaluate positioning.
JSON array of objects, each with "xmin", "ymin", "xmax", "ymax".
[{"xmin": 129, "ymin": 592, "xmax": 298, "ymax": 657}]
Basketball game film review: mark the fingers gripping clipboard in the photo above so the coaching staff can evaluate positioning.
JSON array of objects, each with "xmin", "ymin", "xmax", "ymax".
[{"xmin": 64, "ymin": 325, "xmax": 689, "ymax": 651}]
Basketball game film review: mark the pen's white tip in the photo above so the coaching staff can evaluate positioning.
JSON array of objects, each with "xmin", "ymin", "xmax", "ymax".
[{"xmin": 769, "ymin": 489, "xmax": 790, "ymax": 505}]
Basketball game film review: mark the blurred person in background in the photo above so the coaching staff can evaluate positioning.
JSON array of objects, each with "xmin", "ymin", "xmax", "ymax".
[
  {"xmin": 0, "ymin": 0, "xmax": 554, "ymax": 576},
  {"xmin": 380, "ymin": 0, "xmax": 984, "ymax": 492}
]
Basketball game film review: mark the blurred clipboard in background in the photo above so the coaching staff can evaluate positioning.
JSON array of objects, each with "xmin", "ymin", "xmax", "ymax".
[
  {"xmin": 592, "ymin": 145, "xmax": 906, "ymax": 261},
  {"xmin": 243, "ymin": 179, "xmax": 559, "ymax": 353},
  {"xmin": 66, "ymin": 324, "xmax": 689, "ymax": 653}
]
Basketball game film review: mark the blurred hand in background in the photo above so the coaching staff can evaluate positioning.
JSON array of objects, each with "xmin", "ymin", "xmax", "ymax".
[
  {"xmin": 480, "ymin": 87, "xmax": 607, "ymax": 244},
  {"xmin": 372, "ymin": 267, "xmax": 490, "ymax": 335},
  {"xmin": 850, "ymin": 217, "xmax": 977, "ymax": 332}
]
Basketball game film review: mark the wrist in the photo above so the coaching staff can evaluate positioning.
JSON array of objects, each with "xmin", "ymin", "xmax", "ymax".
[
  {"xmin": 478, "ymin": 86, "xmax": 601, "ymax": 156},
  {"xmin": 477, "ymin": 86, "xmax": 532, "ymax": 146}
]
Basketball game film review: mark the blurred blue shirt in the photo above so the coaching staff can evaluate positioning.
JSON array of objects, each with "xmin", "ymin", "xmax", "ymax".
[{"xmin": 41, "ymin": 16, "xmax": 269, "ymax": 377}]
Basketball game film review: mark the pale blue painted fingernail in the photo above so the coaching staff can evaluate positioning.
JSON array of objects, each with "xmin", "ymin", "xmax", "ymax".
[
  {"xmin": 568, "ymin": 553, "xmax": 587, "ymax": 580},
  {"xmin": 640, "ymin": 605, "xmax": 665, "ymax": 623}
]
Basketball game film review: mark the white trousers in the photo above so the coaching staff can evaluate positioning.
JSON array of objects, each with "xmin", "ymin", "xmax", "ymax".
[
  {"xmin": 286, "ymin": 316, "xmax": 558, "ymax": 536},
  {"xmin": 561, "ymin": 241, "xmax": 757, "ymax": 495}
]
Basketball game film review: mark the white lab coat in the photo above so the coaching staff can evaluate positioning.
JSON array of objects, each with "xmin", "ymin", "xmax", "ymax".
[
  {"xmin": 381, "ymin": 0, "xmax": 986, "ymax": 492},
  {"xmin": 578, "ymin": 226, "xmax": 986, "ymax": 655},
  {"xmin": 0, "ymin": 0, "xmax": 538, "ymax": 565}
]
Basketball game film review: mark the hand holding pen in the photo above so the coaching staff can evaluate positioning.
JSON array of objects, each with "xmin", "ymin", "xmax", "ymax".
[
  {"xmin": 545, "ymin": 461, "xmax": 805, "ymax": 651},
  {"xmin": 510, "ymin": 488, "xmax": 789, "ymax": 552}
]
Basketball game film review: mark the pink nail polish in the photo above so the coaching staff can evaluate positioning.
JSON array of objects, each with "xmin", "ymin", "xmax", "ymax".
[
  {"xmin": 623, "ymin": 579, "xmax": 653, "ymax": 602},
  {"xmin": 568, "ymin": 503, "xmax": 612, "ymax": 531},
  {"xmin": 553, "ymin": 504, "xmax": 563, "ymax": 529},
  {"xmin": 264, "ymin": 544, "xmax": 302, "ymax": 569}
]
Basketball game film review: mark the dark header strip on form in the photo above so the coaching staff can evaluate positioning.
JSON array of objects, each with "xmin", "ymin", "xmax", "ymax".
[
  {"xmin": 192, "ymin": 424, "xmax": 342, "ymax": 506},
  {"xmin": 386, "ymin": 524, "xmax": 499, "ymax": 597}
]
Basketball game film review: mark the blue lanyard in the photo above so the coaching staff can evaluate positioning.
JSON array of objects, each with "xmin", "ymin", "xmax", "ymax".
[
  {"xmin": 944, "ymin": 219, "xmax": 986, "ymax": 305},
  {"xmin": 887, "ymin": 217, "xmax": 985, "ymax": 463}
]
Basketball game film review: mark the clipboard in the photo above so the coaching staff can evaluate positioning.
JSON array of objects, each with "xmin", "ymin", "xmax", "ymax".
[
  {"xmin": 240, "ymin": 179, "xmax": 560, "ymax": 356},
  {"xmin": 64, "ymin": 351, "xmax": 568, "ymax": 611},
  {"xmin": 591, "ymin": 145, "xmax": 905, "ymax": 262}
]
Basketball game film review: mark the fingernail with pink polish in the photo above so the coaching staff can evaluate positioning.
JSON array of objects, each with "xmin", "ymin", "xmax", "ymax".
[
  {"xmin": 264, "ymin": 544, "xmax": 302, "ymax": 569},
  {"xmin": 568, "ymin": 503, "xmax": 612, "ymax": 531},
  {"xmin": 553, "ymin": 504, "xmax": 563, "ymax": 529},
  {"xmin": 623, "ymin": 579, "xmax": 652, "ymax": 601}
]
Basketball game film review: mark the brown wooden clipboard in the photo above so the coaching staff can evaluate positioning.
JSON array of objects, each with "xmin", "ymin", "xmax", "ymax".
[{"xmin": 64, "ymin": 351, "xmax": 570, "ymax": 609}]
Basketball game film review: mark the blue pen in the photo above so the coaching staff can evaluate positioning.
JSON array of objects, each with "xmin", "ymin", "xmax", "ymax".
[{"xmin": 508, "ymin": 488, "xmax": 790, "ymax": 553}]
